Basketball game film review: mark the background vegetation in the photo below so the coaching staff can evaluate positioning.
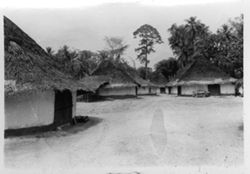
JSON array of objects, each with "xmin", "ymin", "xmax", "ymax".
[{"xmin": 46, "ymin": 14, "xmax": 243, "ymax": 82}]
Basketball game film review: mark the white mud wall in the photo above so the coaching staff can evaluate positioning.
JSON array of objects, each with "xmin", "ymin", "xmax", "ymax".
[
  {"xmin": 138, "ymin": 87, "xmax": 149, "ymax": 95},
  {"xmin": 171, "ymin": 86, "xmax": 178, "ymax": 95},
  {"xmin": 5, "ymin": 91, "xmax": 55, "ymax": 129},
  {"xmin": 220, "ymin": 83, "xmax": 235, "ymax": 95},
  {"xmin": 181, "ymin": 85, "xmax": 208, "ymax": 95},
  {"xmin": 98, "ymin": 86, "xmax": 136, "ymax": 96}
]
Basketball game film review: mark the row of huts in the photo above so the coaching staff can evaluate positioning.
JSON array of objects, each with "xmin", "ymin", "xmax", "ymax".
[
  {"xmin": 4, "ymin": 17, "xmax": 158, "ymax": 136},
  {"xmin": 4, "ymin": 16, "xmax": 240, "ymax": 137},
  {"xmin": 165, "ymin": 56, "xmax": 238, "ymax": 96}
]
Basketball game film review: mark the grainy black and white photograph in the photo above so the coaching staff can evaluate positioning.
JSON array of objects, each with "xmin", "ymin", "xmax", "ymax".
[{"xmin": 0, "ymin": 0, "xmax": 246, "ymax": 173}]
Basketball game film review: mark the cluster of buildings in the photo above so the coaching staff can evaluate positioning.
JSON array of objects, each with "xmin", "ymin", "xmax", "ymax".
[{"xmin": 4, "ymin": 17, "xmax": 241, "ymax": 137}]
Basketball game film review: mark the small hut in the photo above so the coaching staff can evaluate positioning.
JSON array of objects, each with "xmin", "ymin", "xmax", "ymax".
[
  {"xmin": 166, "ymin": 56, "xmax": 237, "ymax": 96},
  {"xmin": 91, "ymin": 60, "xmax": 138, "ymax": 97},
  {"xmin": 150, "ymin": 72, "xmax": 168, "ymax": 94},
  {"xmin": 77, "ymin": 75, "xmax": 110, "ymax": 102},
  {"xmin": 125, "ymin": 68, "xmax": 157, "ymax": 95},
  {"xmin": 4, "ymin": 16, "xmax": 89, "ymax": 136}
]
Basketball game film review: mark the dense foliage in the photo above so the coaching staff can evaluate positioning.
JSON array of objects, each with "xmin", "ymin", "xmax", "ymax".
[
  {"xmin": 167, "ymin": 15, "xmax": 243, "ymax": 78},
  {"xmin": 154, "ymin": 58, "xmax": 178, "ymax": 80},
  {"xmin": 46, "ymin": 14, "xmax": 243, "ymax": 82}
]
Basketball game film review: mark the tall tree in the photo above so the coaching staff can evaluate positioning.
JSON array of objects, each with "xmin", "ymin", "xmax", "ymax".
[{"xmin": 133, "ymin": 24, "xmax": 163, "ymax": 79}]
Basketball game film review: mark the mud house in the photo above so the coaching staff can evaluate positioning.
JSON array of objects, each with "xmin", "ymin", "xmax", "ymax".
[
  {"xmin": 77, "ymin": 75, "xmax": 110, "ymax": 102},
  {"xmin": 91, "ymin": 60, "xmax": 138, "ymax": 97},
  {"xmin": 4, "ymin": 16, "xmax": 89, "ymax": 137},
  {"xmin": 150, "ymin": 72, "xmax": 168, "ymax": 94},
  {"xmin": 166, "ymin": 56, "xmax": 237, "ymax": 96},
  {"xmin": 134, "ymin": 77, "xmax": 157, "ymax": 95},
  {"xmin": 126, "ymin": 68, "xmax": 158, "ymax": 95}
]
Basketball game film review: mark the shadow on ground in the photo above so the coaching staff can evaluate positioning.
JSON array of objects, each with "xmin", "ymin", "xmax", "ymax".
[
  {"xmin": 13, "ymin": 117, "xmax": 104, "ymax": 139},
  {"xmin": 79, "ymin": 96, "xmax": 145, "ymax": 103}
]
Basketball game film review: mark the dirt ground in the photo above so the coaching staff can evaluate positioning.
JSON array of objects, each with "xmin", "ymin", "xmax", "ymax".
[{"xmin": 4, "ymin": 95, "xmax": 243, "ymax": 171}]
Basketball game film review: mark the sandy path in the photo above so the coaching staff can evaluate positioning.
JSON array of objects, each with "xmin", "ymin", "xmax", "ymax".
[{"xmin": 4, "ymin": 95, "xmax": 243, "ymax": 170}]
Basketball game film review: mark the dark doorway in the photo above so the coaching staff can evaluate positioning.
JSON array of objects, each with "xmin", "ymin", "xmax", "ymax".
[
  {"xmin": 149, "ymin": 87, "xmax": 152, "ymax": 94},
  {"xmin": 168, "ymin": 87, "xmax": 172, "ymax": 94},
  {"xmin": 54, "ymin": 90, "xmax": 73, "ymax": 127},
  {"xmin": 177, "ymin": 86, "xmax": 182, "ymax": 96},
  {"xmin": 135, "ymin": 86, "xmax": 138, "ymax": 96},
  {"xmin": 160, "ymin": 87, "xmax": 166, "ymax": 94},
  {"xmin": 208, "ymin": 84, "xmax": 221, "ymax": 95}
]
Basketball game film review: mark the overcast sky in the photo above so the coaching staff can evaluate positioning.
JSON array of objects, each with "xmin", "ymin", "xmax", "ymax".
[{"xmin": 3, "ymin": 0, "xmax": 243, "ymax": 68}]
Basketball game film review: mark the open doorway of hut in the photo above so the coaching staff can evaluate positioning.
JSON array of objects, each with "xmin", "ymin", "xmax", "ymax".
[
  {"xmin": 135, "ymin": 86, "xmax": 138, "ymax": 95},
  {"xmin": 160, "ymin": 87, "xmax": 166, "ymax": 94},
  {"xmin": 208, "ymin": 84, "xmax": 221, "ymax": 95},
  {"xmin": 168, "ymin": 87, "xmax": 172, "ymax": 94},
  {"xmin": 54, "ymin": 90, "xmax": 73, "ymax": 127},
  {"xmin": 177, "ymin": 86, "xmax": 182, "ymax": 96}
]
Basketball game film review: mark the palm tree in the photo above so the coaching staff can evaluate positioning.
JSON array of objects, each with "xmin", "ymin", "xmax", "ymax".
[{"xmin": 168, "ymin": 17, "xmax": 210, "ymax": 68}]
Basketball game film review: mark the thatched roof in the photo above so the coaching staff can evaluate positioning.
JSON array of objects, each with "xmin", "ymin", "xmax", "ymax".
[
  {"xmin": 122, "ymin": 65, "xmax": 156, "ymax": 87},
  {"xmin": 91, "ymin": 60, "xmax": 137, "ymax": 87},
  {"xmin": 167, "ymin": 56, "xmax": 237, "ymax": 86},
  {"xmin": 4, "ymin": 16, "xmax": 89, "ymax": 95},
  {"xmin": 79, "ymin": 75, "xmax": 110, "ymax": 91},
  {"xmin": 150, "ymin": 72, "xmax": 168, "ymax": 87}
]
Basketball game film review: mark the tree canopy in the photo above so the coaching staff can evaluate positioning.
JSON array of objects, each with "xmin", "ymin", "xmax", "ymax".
[
  {"xmin": 44, "ymin": 14, "xmax": 243, "ymax": 83},
  {"xmin": 168, "ymin": 17, "xmax": 210, "ymax": 68},
  {"xmin": 168, "ymin": 15, "xmax": 243, "ymax": 78},
  {"xmin": 154, "ymin": 58, "xmax": 179, "ymax": 81}
]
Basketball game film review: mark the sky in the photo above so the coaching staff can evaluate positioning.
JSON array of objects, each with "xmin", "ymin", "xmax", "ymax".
[{"xmin": 2, "ymin": 0, "xmax": 243, "ymax": 69}]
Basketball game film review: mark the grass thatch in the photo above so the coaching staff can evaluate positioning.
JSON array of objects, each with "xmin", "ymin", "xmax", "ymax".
[
  {"xmin": 167, "ymin": 56, "xmax": 237, "ymax": 86},
  {"xmin": 4, "ymin": 16, "xmax": 89, "ymax": 96},
  {"xmin": 150, "ymin": 72, "xmax": 168, "ymax": 87},
  {"xmin": 79, "ymin": 75, "xmax": 110, "ymax": 91},
  {"xmin": 91, "ymin": 60, "xmax": 137, "ymax": 87},
  {"xmin": 123, "ymin": 66, "xmax": 157, "ymax": 87}
]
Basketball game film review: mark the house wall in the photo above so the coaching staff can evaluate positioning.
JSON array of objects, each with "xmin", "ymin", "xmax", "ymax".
[
  {"xmin": 98, "ymin": 86, "xmax": 136, "ymax": 96},
  {"xmin": 138, "ymin": 87, "xmax": 157, "ymax": 95},
  {"xmin": 156, "ymin": 88, "xmax": 161, "ymax": 94},
  {"xmin": 151, "ymin": 87, "xmax": 157, "ymax": 94},
  {"xmin": 171, "ymin": 86, "xmax": 178, "ymax": 95},
  {"xmin": 181, "ymin": 85, "xmax": 208, "ymax": 95},
  {"xmin": 5, "ymin": 91, "xmax": 55, "ymax": 130},
  {"xmin": 220, "ymin": 83, "xmax": 235, "ymax": 95},
  {"xmin": 169, "ymin": 83, "xmax": 235, "ymax": 96},
  {"xmin": 138, "ymin": 87, "xmax": 149, "ymax": 95}
]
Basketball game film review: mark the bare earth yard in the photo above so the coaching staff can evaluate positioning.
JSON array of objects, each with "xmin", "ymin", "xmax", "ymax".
[{"xmin": 4, "ymin": 95, "xmax": 243, "ymax": 171}]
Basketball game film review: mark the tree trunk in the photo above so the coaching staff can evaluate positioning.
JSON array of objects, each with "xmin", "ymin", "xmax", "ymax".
[{"xmin": 145, "ymin": 53, "xmax": 148, "ymax": 80}]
